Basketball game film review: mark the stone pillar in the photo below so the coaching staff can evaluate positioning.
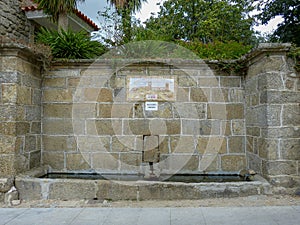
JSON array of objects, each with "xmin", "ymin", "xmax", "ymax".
[
  {"xmin": 245, "ymin": 43, "xmax": 300, "ymax": 189},
  {"xmin": 0, "ymin": 44, "xmax": 43, "ymax": 179}
]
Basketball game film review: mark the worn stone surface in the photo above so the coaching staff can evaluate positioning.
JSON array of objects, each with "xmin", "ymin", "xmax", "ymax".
[
  {"xmin": 221, "ymin": 155, "xmax": 246, "ymax": 171},
  {"xmin": 49, "ymin": 180, "xmax": 96, "ymax": 200}
]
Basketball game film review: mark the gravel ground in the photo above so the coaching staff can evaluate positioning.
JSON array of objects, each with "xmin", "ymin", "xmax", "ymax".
[{"xmin": 1, "ymin": 195, "xmax": 300, "ymax": 208}]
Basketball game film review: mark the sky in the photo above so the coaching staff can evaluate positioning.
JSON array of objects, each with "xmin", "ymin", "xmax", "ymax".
[{"xmin": 77, "ymin": 0, "xmax": 283, "ymax": 34}]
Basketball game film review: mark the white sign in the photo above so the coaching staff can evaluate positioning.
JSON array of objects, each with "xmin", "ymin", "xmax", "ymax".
[{"xmin": 145, "ymin": 102, "xmax": 158, "ymax": 111}]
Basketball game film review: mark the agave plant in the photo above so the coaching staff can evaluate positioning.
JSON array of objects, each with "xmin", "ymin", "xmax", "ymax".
[{"xmin": 36, "ymin": 28, "xmax": 107, "ymax": 59}]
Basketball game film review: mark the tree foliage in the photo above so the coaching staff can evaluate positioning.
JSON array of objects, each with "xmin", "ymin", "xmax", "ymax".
[
  {"xmin": 142, "ymin": 0, "xmax": 256, "ymax": 45},
  {"xmin": 33, "ymin": 0, "xmax": 84, "ymax": 30},
  {"xmin": 256, "ymin": 0, "xmax": 300, "ymax": 45},
  {"xmin": 107, "ymin": 0, "xmax": 147, "ymax": 43}
]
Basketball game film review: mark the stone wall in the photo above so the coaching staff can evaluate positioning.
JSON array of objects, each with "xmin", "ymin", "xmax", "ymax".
[
  {"xmin": 42, "ymin": 60, "xmax": 246, "ymax": 174},
  {"xmin": 245, "ymin": 44, "xmax": 300, "ymax": 189},
  {"xmin": 0, "ymin": 0, "xmax": 34, "ymax": 43},
  {"xmin": 0, "ymin": 44, "xmax": 43, "ymax": 178}
]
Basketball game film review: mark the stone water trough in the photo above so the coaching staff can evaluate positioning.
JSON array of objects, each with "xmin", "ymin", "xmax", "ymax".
[{"xmin": 15, "ymin": 166, "xmax": 272, "ymax": 201}]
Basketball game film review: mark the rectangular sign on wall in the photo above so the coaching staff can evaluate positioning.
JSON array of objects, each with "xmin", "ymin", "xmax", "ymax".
[
  {"xmin": 145, "ymin": 102, "xmax": 158, "ymax": 111},
  {"xmin": 127, "ymin": 76, "xmax": 176, "ymax": 101}
]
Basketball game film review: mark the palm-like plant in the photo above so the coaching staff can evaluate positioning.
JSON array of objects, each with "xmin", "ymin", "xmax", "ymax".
[
  {"xmin": 107, "ymin": 0, "xmax": 147, "ymax": 42},
  {"xmin": 33, "ymin": 0, "xmax": 84, "ymax": 30}
]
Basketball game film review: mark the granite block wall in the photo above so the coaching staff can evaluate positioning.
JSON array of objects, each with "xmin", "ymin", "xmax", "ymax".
[
  {"xmin": 42, "ymin": 59, "xmax": 246, "ymax": 174},
  {"xmin": 245, "ymin": 44, "xmax": 300, "ymax": 188},
  {"xmin": 0, "ymin": 45, "xmax": 43, "ymax": 177}
]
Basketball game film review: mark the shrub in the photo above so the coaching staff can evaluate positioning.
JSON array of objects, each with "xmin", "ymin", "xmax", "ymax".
[
  {"xmin": 36, "ymin": 28, "xmax": 107, "ymax": 59},
  {"xmin": 176, "ymin": 40, "xmax": 252, "ymax": 60}
]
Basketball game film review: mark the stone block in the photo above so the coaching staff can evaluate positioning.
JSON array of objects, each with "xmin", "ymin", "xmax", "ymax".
[
  {"xmin": 228, "ymin": 136, "xmax": 245, "ymax": 153},
  {"xmin": 97, "ymin": 88, "xmax": 113, "ymax": 102},
  {"xmin": 72, "ymin": 103, "xmax": 97, "ymax": 118},
  {"xmin": 246, "ymin": 137, "xmax": 254, "ymax": 153},
  {"xmin": 123, "ymin": 120, "xmax": 150, "ymax": 135},
  {"xmin": 143, "ymin": 135, "xmax": 159, "ymax": 162},
  {"xmin": 25, "ymin": 106, "xmax": 41, "ymax": 121},
  {"xmin": 263, "ymin": 161, "xmax": 297, "ymax": 176},
  {"xmin": 43, "ymin": 89, "xmax": 73, "ymax": 103},
  {"xmin": 261, "ymin": 127, "xmax": 300, "ymax": 138},
  {"xmin": 2, "ymin": 84, "xmax": 17, "ymax": 103},
  {"xmin": 29, "ymin": 151, "xmax": 41, "ymax": 169},
  {"xmin": 24, "ymin": 135, "xmax": 36, "ymax": 152},
  {"xmin": 145, "ymin": 102, "xmax": 173, "ymax": 119},
  {"xmin": 221, "ymin": 155, "xmax": 246, "ymax": 172},
  {"xmin": 182, "ymin": 120, "xmax": 201, "ymax": 135},
  {"xmin": 91, "ymin": 152, "xmax": 119, "ymax": 171},
  {"xmin": 211, "ymin": 88, "xmax": 229, "ymax": 102},
  {"xmin": 49, "ymin": 180, "xmax": 96, "ymax": 200},
  {"xmin": 170, "ymin": 136, "xmax": 195, "ymax": 154},
  {"xmin": 282, "ymin": 104, "xmax": 300, "ymax": 126},
  {"xmin": 280, "ymin": 139, "xmax": 300, "ymax": 160},
  {"xmin": 17, "ymin": 86, "xmax": 31, "ymax": 105},
  {"xmin": 268, "ymin": 176, "xmax": 299, "ymax": 188},
  {"xmin": 257, "ymin": 138, "xmax": 279, "ymax": 160},
  {"xmin": 158, "ymin": 136, "xmax": 169, "ymax": 154},
  {"xmin": 15, "ymin": 179, "xmax": 42, "ymax": 201},
  {"xmin": 32, "ymin": 89, "xmax": 41, "ymax": 105},
  {"xmin": 190, "ymin": 88, "xmax": 210, "ymax": 102},
  {"xmin": 0, "ymin": 136, "xmax": 16, "ymax": 154},
  {"xmin": 174, "ymin": 103, "xmax": 206, "ymax": 119},
  {"xmin": 30, "ymin": 122, "xmax": 41, "ymax": 134},
  {"xmin": 196, "ymin": 137, "xmax": 226, "ymax": 154},
  {"xmin": 16, "ymin": 122, "xmax": 30, "ymax": 135},
  {"xmin": 260, "ymin": 90, "xmax": 300, "ymax": 104},
  {"xmin": 178, "ymin": 75, "xmax": 197, "ymax": 87},
  {"xmin": 96, "ymin": 181, "xmax": 138, "ymax": 201},
  {"xmin": 228, "ymin": 89, "xmax": 244, "ymax": 103},
  {"xmin": 0, "ymin": 155, "xmax": 15, "ymax": 177},
  {"xmin": 258, "ymin": 73, "xmax": 284, "ymax": 90},
  {"xmin": 161, "ymin": 154, "xmax": 199, "ymax": 172},
  {"xmin": 43, "ymin": 136, "xmax": 77, "ymax": 152},
  {"xmin": 198, "ymin": 77, "xmax": 219, "ymax": 87},
  {"xmin": 66, "ymin": 153, "xmax": 91, "ymax": 170},
  {"xmin": 207, "ymin": 104, "xmax": 226, "ymax": 120},
  {"xmin": 111, "ymin": 104, "xmax": 134, "ymax": 118},
  {"xmin": 109, "ymin": 76, "xmax": 125, "ymax": 89},
  {"xmin": 199, "ymin": 120, "xmax": 220, "ymax": 135},
  {"xmin": 120, "ymin": 152, "xmax": 142, "ymax": 168},
  {"xmin": 0, "ymin": 176, "xmax": 14, "ymax": 193},
  {"xmin": 231, "ymin": 120, "xmax": 245, "ymax": 135},
  {"xmin": 67, "ymin": 78, "xmax": 80, "ymax": 87},
  {"xmin": 220, "ymin": 77, "xmax": 241, "ymax": 87},
  {"xmin": 200, "ymin": 154, "xmax": 219, "ymax": 172},
  {"xmin": 97, "ymin": 104, "xmax": 112, "ymax": 118},
  {"xmin": 246, "ymin": 153, "xmax": 262, "ymax": 174},
  {"xmin": 47, "ymin": 69, "xmax": 80, "ymax": 77},
  {"xmin": 0, "ymin": 122, "xmax": 16, "ymax": 135},
  {"xmin": 43, "ymin": 104, "xmax": 73, "ymax": 118},
  {"xmin": 43, "ymin": 78, "xmax": 66, "ymax": 88},
  {"xmin": 42, "ymin": 152, "xmax": 65, "ymax": 170},
  {"xmin": 43, "ymin": 119, "xmax": 74, "ymax": 135},
  {"xmin": 88, "ymin": 119, "xmax": 122, "ymax": 135},
  {"xmin": 77, "ymin": 136, "xmax": 110, "ymax": 152},
  {"xmin": 176, "ymin": 88, "xmax": 189, "ymax": 102},
  {"xmin": 112, "ymin": 136, "xmax": 136, "ymax": 152},
  {"xmin": 247, "ymin": 55, "xmax": 285, "ymax": 77}
]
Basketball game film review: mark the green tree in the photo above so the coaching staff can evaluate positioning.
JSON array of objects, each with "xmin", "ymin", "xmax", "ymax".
[
  {"xmin": 33, "ymin": 0, "xmax": 84, "ymax": 30},
  {"xmin": 107, "ymin": 0, "xmax": 147, "ymax": 43},
  {"xmin": 256, "ymin": 0, "xmax": 300, "ymax": 45},
  {"xmin": 143, "ymin": 0, "xmax": 256, "ymax": 44}
]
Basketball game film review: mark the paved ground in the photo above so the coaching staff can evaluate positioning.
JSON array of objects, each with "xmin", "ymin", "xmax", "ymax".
[{"xmin": 1, "ymin": 206, "xmax": 300, "ymax": 225}]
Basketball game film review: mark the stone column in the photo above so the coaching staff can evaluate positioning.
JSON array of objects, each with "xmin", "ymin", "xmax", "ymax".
[
  {"xmin": 245, "ymin": 43, "xmax": 300, "ymax": 189},
  {"xmin": 0, "ymin": 44, "xmax": 43, "ymax": 181}
]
